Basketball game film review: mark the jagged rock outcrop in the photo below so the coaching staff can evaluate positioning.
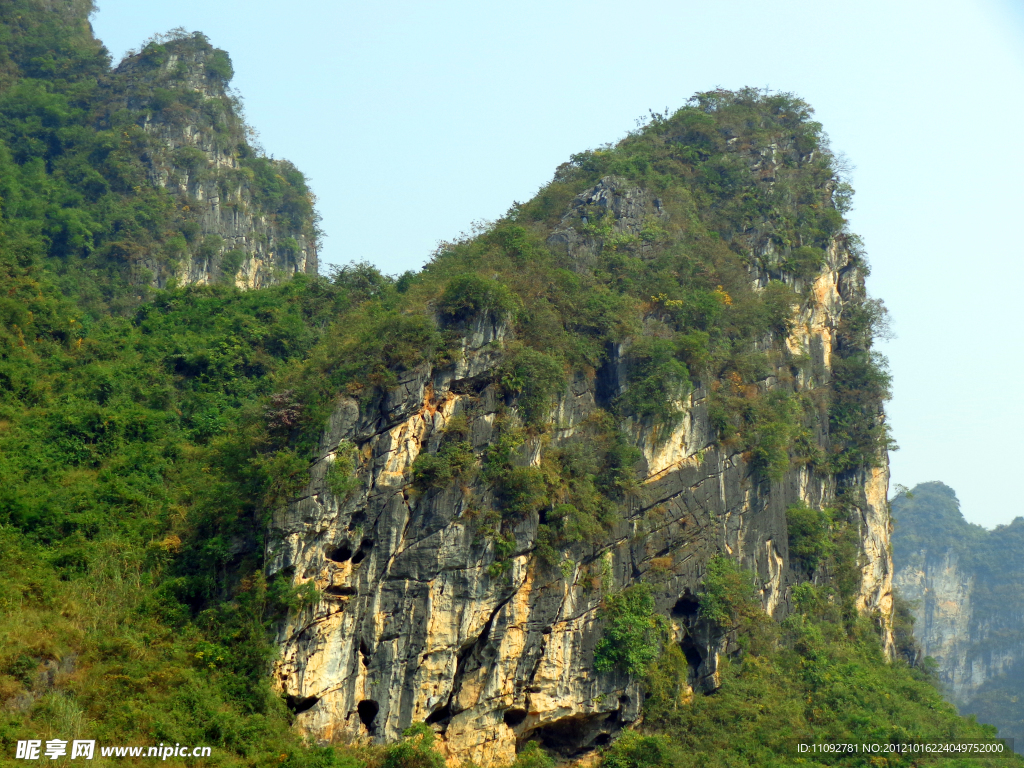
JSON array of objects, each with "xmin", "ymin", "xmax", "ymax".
[
  {"xmin": 547, "ymin": 176, "xmax": 668, "ymax": 271},
  {"xmin": 105, "ymin": 34, "xmax": 318, "ymax": 288},
  {"xmin": 267, "ymin": 169, "xmax": 893, "ymax": 764},
  {"xmin": 893, "ymin": 483, "xmax": 1024, "ymax": 725}
]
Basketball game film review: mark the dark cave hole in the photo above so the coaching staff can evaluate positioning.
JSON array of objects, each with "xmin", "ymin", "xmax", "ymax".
[
  {"xmin": 503, "ymin": 708, "xmax": 528, "ymax": 728},
  {"xmin": 285, "ymin": 694, "xmax": 319, "ymax": 714},
  {"xmin": 594, "ymin": 344, "xmax": 621, "ymax": 408},
  {"xmin": 671, "ymin": 591, "xmax": 700, "ymax": 619},
  {"xmin": 357, "ymin": 699, "xmax": 379, "ymax": 729},
  {"xmin": 450, "ymin": 374, "xmax": 490, "ymax": 395},
  {"xmin": 426, "ymin": 703, "xmax": 452, "ymax": 725},
  {"xmin": 351, "ymin": 539, "xmax": 374, "ymax": 565},
  {"xmin": 681, "ymin": 635, "xmax": 703, "ymax": 679},
  {"xmin": 527, "ymin": 714, "xmax": 605, "ymax": 757},
  {"xmin": 593, "ymin": 734, "xmax": 612, "ymax": 747},
  {"xmin": 359, "ymin": 640, "xmax": 371, "ymax": 665},
  {"xmin": 326, "ymin": 542, "xmax": 353, "ymax": 563}
]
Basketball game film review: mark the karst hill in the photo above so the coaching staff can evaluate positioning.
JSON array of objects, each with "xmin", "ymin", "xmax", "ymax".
[{"xmin": 0, "ymin": 2, "xmax": 1016, "ymax": 766}]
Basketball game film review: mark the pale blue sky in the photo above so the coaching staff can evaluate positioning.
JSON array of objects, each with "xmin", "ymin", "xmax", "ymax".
[{"xmin": 92, "ymin": 0, "xmax": 1024, "ymax": 528}]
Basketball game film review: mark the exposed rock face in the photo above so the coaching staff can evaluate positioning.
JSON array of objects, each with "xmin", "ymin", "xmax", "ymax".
[
  {"xmin": 546, "ymin": 176, "xmax": 668, "ymax": 272},
  {"xmin": 106, "ymin": 36, "xmax": 317, "ymax": 288},
  {"xmin": 894, "ymin": 547, "xmax": 975, "ymax": 694},
  {"xmin": 267, "ymin": 176, "xmax": 893, "ymax": 765},
  {"xmin": 893, "ymin": 483, "xmax": 1024, "ymax": 713}
]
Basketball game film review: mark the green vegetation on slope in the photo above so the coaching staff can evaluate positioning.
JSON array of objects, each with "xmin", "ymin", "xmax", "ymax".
[
  {"xmin": 607, "ymin": 586, "xmax": 1011, "ymax": 768},
  {"xmin": 0, "ymin": 0, "xmax": 316, "ymax": 312},
  {"xmin": 0, "ymin": 2, "xmax": 984, "ymax": 764},
  {"xmin": 591, "ymin": 547, "xmax": 1016, "ymax": 768},
  {"xmin": 0, "ymin": 275, "xmax": 357, "ymax": 764}
]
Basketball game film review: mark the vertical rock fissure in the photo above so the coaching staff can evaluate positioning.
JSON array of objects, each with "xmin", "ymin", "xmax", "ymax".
[{"xmin": 268, "ymin": 124, "xmax": 893, "ymax": 762}]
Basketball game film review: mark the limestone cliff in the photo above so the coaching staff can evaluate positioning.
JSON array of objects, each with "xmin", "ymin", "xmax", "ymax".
[
  {"xmin": 266, "ymin": 98, "xmax": 895, "ymax": 762},
  {"xmin": 892, "ymin": 482, "xmax": 1024, "ymax": 743},
  {"xmin": 104, "ymin": 33, "xmax": 318, "ymax": 288}
]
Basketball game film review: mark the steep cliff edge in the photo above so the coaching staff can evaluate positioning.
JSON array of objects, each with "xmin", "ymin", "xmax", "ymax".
[
  {"xmin": 105, "ymin": 32, "xmax": 318, "ymax": 288},
  {"xmin": 0, "ymin": 4, "xmax": 317, "ymax": 305},
  {"xmin": 267, "ymin": 91, "xmax": 895, "ymax": 765},
  {"xmin": 2, "ymin": 7, "xmax": 1010, "ymax": 763},
  {"xmin": 893, "ymin": 482, "xmax": 1024, "ymax": 746}
]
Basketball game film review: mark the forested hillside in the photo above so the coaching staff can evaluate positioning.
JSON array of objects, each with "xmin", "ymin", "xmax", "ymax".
[
  {"xmin": 0, "ymin": 2, "xmax": 1017, "ymax": 766},
  {"xmin": 893, "ymin": 482, "xmax": 1024, "ymax": 752}
]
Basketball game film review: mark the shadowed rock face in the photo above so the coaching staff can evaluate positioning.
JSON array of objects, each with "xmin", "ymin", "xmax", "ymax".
[
  {"xmin": 893, "ymin": 482, "xmax": 1024, "ymax": 741},
  {"xmin": 267, "ymin": 177, "xmax": 892, "ymax": 765}
]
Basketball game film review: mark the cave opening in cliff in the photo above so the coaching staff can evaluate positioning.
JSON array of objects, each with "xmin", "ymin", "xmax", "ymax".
[
  {"xmin": 426, "ymin": 703, "xmax": 452, "ymax": 726},
  {"xmin": 351, "ymin": 539, "xmax": 374, "ymax": 564},
  {"xmin": 523, "ymin": 713, "xmax": 608, "ymax": 757},
  {"xmin": 357, "ymin": 699, "xmax": 379, "ymax": 730},
  {"xmin": 326, "ymin": 542, "xmax": 353, "ymax": 563},
  {"xmin": 285, "ymin": 694, "xmax": 319, "ymax": 714},
  {"xmin": 672, "ymin": 591, "xmax": 700, "ymax": 619},
  {"xmin": 681, "ymin": 635, "xmax": 703, "ymax": 680},
  {"xmin": 503, "ymin": 708, "xmax": 527, "ymax": 728}
]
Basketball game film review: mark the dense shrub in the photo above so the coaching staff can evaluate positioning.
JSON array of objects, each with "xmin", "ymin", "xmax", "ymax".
[
  {"xmin": 745, "ymin": 390, "xmax": 803, "ymax": 481},
  {"xmin": 499, "ymin": 347, "xmax": 566, "ymax": 427},
  {"xmin": 784, "ymin": 245, "xmax": 826, "ymax": 279},
  {"xmin": 381, "ymin": 723, "xmax": 445, "ymax": 768},
  {"xmin": 206, "ymin": 49, "xmax": 234, "ymax": 82},
  {"xmin": 786, "ymin": 502, "xmax": 833, "ymax": 571},
  {"xmin": 495, "ymin": 466, "xmax": 548, "ymax": 517},
  {"xmin": 602, "ymin": 731, "xmax": 683, "ymax": 768},
  {"xmin": 326, "ymin": 441, "xmax": 359, "ymax": 499},
  {"xmin": 697, "ymin": 555, "xmax": 759, "ymax": 628},
  {"xmin": 221, "ymin": 248, "xmax": 246, "ymax": 277},
  {"xmin": 307, "ymin": 309, "xmax": 440, "ymax": 402},
  {"xmin": 511, "ymin": 742, "xmax": 556, "ymax": 768},
  {"xmin": 437, "ymin": 273, "xmax": 518, "ymax": 325},
  {"xmin": 709, "ymin": 387, "xmax": 805, "ymax": 482},
  {"xmin": 411, "ymin": 441, "xmax": 475, "ymax": 490},
  {"xmin": 616, "ymin": 338, "xmax": 691, "ymax": 422},
  {"xmin": 828, "ymin": 351, "xmax": 894, "ymax": 473},
  {"xmin": 595, "ymin": 584, "xmax": 668, "ymax": 676}
]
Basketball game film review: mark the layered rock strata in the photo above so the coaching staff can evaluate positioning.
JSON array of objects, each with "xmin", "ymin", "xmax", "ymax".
[{"xmin": 268, "ymin": 177, "xmax": 893, "ymax": 765}]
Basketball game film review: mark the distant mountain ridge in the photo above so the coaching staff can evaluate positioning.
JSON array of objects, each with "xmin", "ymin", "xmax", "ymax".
[{"xmin": 893, "ymin": 482, "xmax": 1024, "ymax": 747}]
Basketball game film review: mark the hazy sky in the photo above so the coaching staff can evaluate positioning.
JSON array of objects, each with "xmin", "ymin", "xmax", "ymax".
[{"xmin": 92, "ymin": 0, "xmax": 1024, "ymax": 528}]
